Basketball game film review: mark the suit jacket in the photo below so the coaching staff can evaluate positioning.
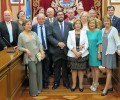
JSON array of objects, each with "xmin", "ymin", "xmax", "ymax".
[
  {"xmin": 0, "ymin": 21, "xmax": 20, "ymax": 50},
  {"xmin": 67, "ymin": 30, "xmax": 89, "ymax": 57},
  {"xmin": 32, "ymin": 24, "xmax": 49, "ymax": 49},
  {"xmin": 48, "ymin": 20, "xmax": 72, "ymax": 61},
  {"xmin": 112, "ymin": 16, "xmax": 120, "ymax": 33},
  {"xmin": 45, "ymin": 17, "xmax": 57, "ymax": 25}
]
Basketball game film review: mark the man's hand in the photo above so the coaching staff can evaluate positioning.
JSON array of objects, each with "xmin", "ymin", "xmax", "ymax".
[
  {"xmin": 41, "ymin": 52, "xmax": 45, "ymax": 60},
  {"xmin": 13, "ymin": 46, "xmax": 18, "ymax": 49},
  {"xmin": 58, "ymin": 42, "xmax": 65, "ymax": 49},
  {"xmin": 4, "ymin": 46, "xmax": 7, "ymax": 49},
  {"xmin": 117, "ymin": 50, "xmax": 120, "ymax": 56}
]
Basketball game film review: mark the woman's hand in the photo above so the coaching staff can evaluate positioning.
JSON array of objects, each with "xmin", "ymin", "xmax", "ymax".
[
  {"xmin": 117, "ymin": 50, "xmax": 120, "ymax": 56},
  {"xmin": 25, "ymin": 49, "xmax": 32, "ymax": 57},
  {"xmin": 41, "ymin": 52, "xmax": 45, "ymax": 60},
  {"xmin": 80, "ymin": 44, "xmax": 85, "ymax": 50},
  {"xmin": 75, "ymin": 51, "xmax": 81, "ymax": 58},
  {"xmin": 98, "ymin": 53, "xmax": 101, "ymax": 60}
]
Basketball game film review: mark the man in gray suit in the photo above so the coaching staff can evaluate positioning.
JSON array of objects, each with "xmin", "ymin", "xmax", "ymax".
[
  {"xmin": 48, "ymin": 10, "xmax": 72, "ymax": 90},
  {"xmin": 45, "ymin": 7, "xmax": 57, "ymax": 25},
  {"xmin": 45, "ymin": 7, "xmax": 57, "ymax": 76}
]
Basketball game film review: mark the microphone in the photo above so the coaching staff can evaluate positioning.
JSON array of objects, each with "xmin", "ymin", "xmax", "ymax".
[{"xmin": 2, "ymin": 37, "xmax": 16, "ymax": 53}]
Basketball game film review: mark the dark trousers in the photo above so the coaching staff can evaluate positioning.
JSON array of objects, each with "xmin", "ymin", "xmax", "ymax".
[
  {"xmin": 54, "ymin": 58, "xmax": 69, "ymax": 85},
  {"xmin": 48, "ymin": 53, "xmax": 53, "ymax": 75},
  {"xmin": 42, "ymin": 50, "xmax": 50, "ymax": 86}
]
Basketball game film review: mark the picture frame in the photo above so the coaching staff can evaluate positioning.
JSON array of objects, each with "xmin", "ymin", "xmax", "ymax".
[
  {"xmin": 110, "ymin": 0, "xmax": 120, "ymax": 4},
  {"xmin": 10, "ymin": 0, "xmax": 24, "ymax": 4}
]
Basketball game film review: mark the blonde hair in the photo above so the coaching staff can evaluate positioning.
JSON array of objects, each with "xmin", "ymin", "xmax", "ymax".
[
  {"xmin": 80, "ymin": 11, "xmax": 89, "ymax": 18},
  {"xmin": 102, "ymin": 15, "xmax": 112, "ymax": 25},
  {"xmin": 72, "ymin": 19, "xmax": 83, "ymax": 29},
  {"xmin": 88, "ymin": 18, "xmax": 98, "ymax": 30}
]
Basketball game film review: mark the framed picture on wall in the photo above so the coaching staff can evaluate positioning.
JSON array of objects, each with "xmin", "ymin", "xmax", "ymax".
[
  {"xmin": 10, "ymin": 0, "xmax": 24, "ymax": 4},
  {"xmin": 110, "ymin": 0, "xmax": 120, "ymax": 4}
]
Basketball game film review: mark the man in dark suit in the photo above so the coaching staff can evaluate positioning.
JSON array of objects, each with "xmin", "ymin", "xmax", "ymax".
[
  {"xmin": 0, "ymin": 10, "xmax": 20, "ymax": 51},
  {"xmin": 45, "ymin": 7, "xmax": 57, "ymax": 76},
  {"xmin": 32, "ymin": 13, "xmax": 50, "ymax": 89},
  {"xmin": 48, "ymin": 10, "xmax": 72, "ymax": 90},
  {"xmin": 107, "ymin": 6, "xmax": 120, "ymax": 33},
  {"xmin": 45, "ymin": 7, "xmax": 57, "ymax": 25}
]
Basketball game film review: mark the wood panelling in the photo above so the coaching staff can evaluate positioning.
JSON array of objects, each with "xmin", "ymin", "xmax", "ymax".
[
  {"xmin": 0, "ymin": 74, "xmax": 8, "ymax": 100},
  {"xmin": 0, "ymin": 48, "xmax": 25, "ymax": 100},
  {"xmin": 113, "ymin": 55, "xmax": 120, "ymax": 93}
]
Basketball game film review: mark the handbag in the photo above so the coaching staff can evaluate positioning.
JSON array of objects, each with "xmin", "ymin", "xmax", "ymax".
[{"xmin": 36, "ymin": 52, "xmax": 42, "ymax": 62}]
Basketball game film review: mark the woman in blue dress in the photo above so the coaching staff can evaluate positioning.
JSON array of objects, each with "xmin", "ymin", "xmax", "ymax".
[{"xmin": 87, "ymin": 18, "xmax": 102, "ymax": 92}]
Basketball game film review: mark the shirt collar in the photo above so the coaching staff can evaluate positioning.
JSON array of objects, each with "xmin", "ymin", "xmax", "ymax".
[
  {"xmin": 37, "ymin": 24, "xmax": 45, "ymax": 28},
  {"xmin": 58, "ymin": 21, "xmax": 64, "ymax": 25},
  {"xmin": 5, "ymin": 21, "xmax": 11, "ymax": 24}
]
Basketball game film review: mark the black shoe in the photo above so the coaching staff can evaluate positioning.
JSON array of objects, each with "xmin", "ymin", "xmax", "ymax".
[
  {"xmin": 108, "ymin": 88, "xmax": 113, "ymax": 91},
  {"xmin": 43, "ymin": 85, "xmax": 49, "ymax": 89},
  {"xmin": 101, "ymin": 88, "xmax": 113, "ymax": 91},
  {"xmin": 52, "ymin": 83, "xmax": 59, "ymax": 90},
  {"xmin": 63, "ymin": 83, "xmax": 70, "ymax": 89},
  {"xmin": 103, "ymin": 72, "xmax": 106, "ymax": 75},
  {"xmin": 79, "ymin": 88, "xmax": 84, "ymax": 92},
  {"xmin": 101, "ymin": 90, "xmax": 108, "ymax": 96},
  {"xmin": 70, "ymin": 87, "xmax": 76, "ymax": 92}
]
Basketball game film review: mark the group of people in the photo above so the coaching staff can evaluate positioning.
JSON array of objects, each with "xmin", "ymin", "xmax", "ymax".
[{"xmin": 0, "ymin": 5, "xmax": 120, "ymax": 97}]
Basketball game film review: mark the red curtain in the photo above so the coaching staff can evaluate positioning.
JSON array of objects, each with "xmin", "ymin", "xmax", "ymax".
[
  {"xmin": 32, "ymin": 0, "xmax": 102, "ymax": 19},
  {"xmin": 40, "ymin": 0, "xmax": 53, "ymax": 11},
  {"xmin": 82, "ymin": 0, "xmax": 94, "ymax": 11},
  {"xmin": 1, "ymin": 0, "xmax": 6, "ymax": 21},
  {"xmin": 82, "ymin": 0, "xmax": 102, "ymax": 19}
]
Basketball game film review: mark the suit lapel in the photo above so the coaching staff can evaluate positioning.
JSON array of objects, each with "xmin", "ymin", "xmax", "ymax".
[
  {"xmin": 56, "ymin": 21, "xmax": 63, "ymax": 40},
  {"xmin": 3, "ymin": 21, "xmax": 9, "ymax": 35},
  {"xmin": 64, "ymin": 22, "xmax": 68, "ymax": 40},
  {"xmin": 34, "ymin": 25, "xmax": 38, "ymax": 35},
  {"xmin": 112, "ymin": 16, "xmax": 116, "ymax": 24}
]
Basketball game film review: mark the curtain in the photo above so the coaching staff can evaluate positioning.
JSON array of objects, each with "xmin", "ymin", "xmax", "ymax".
[
  {"xmin": 32, "ymin": 0, "xmax": 102, "ymax": 19},
  {"xmin": 82, "ymin": 0, "xmax": 102, "ymax": 19},
  {"xmin": 40, "ymin": 0, "xmax": 53, "ymax": 10}
]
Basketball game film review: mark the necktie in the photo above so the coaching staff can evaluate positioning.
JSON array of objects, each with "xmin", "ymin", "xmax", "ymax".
[
  {"xmin": 7, "ymin": 23, "xmax": 13, "ymax": 43},
  {"xmin": 40, "ymin": 26, "xmax": 46, "ymax": 50},
  {"xmin": 60, "ymin": 23, "xmax": 64, "ymax": 38}
]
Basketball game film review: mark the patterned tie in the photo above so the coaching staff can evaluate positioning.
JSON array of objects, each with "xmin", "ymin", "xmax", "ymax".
[
  {"xmin": 60, "ymin": 23, "xmax": 64, "ymax": 38},
  {"xmin": 7, "ymin": 23, "xmax": 13, "ymax": 43},
  {"xmin": 40, "ymin": 26, "xmax": 46, "ymax": 50}
]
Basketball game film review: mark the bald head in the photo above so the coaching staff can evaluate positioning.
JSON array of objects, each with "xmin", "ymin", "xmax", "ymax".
[
  {"xmin": 37, "ymin": 13, "xmax": 46, "ymax": 25},
  {"xmin": 4, "ymin": 10, "xmax": 12, "ymax": 22},
  {"xmin": 46, "ymin": 7, "xmax": 54, "ymax": 18},
  {"xmin": 89, "ymin": 9, "xmax": 97, "ymax": 18},
  {"xmin": 77, "ymin": 6, "xmax": 84, "ymax": 14},
  {"xmin": 66, "ymin": 8, "xmax": 75, "ymax": 20}
]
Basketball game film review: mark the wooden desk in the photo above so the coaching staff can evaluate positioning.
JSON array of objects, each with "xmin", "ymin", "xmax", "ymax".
[
  {"xmin": 113, "ymin": 55, "xmax": 120, "ymax": 93},
  {"xmin": 0, "ymin": 48, "xmax": 25, "ymax": 100}
]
